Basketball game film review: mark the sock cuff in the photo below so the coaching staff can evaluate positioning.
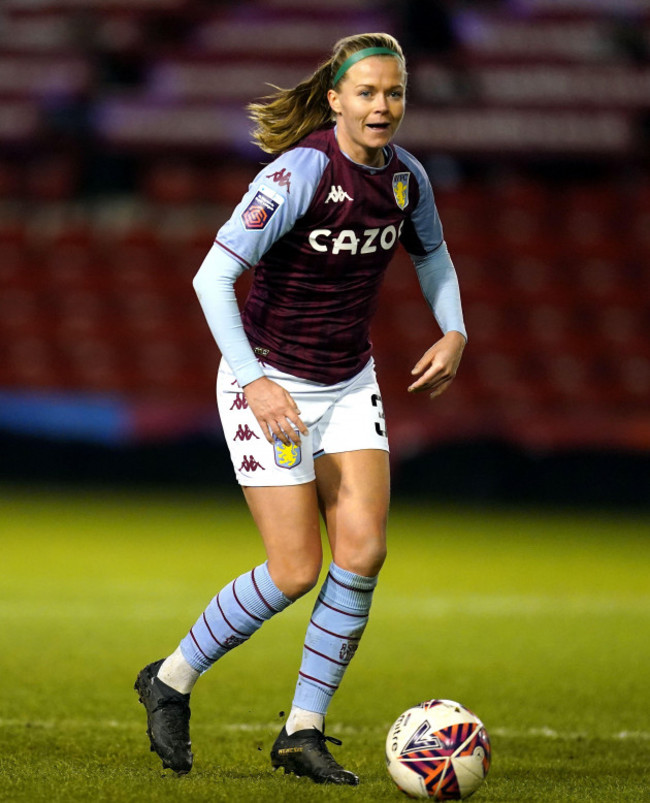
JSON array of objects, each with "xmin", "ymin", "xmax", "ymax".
[
  {"xmin": 329, "ymin": 561, "xmax": 378, "ymax": 591},
  {"xmin": 324, "ymin": 562, "xmax": 378, "ymax": 611},
  {"xmin": 180, "ymin": 640, "xmax": 209, "ymax": 674},
  {"xmin": 293, "ymin": 684, "xmax": 332, "ymax": 716},
  {"xmin": 236, "ymin": 562, "xmax": 292, "ymax": 618}
]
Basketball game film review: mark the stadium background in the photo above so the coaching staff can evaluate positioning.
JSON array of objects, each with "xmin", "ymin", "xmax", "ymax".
[{"xmin": 0, "ymin": 0, "xmax": 649, "ymax": 507}]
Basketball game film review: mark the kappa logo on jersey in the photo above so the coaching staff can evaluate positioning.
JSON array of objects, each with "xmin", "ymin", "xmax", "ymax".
[
  {"xmin": 402, "ymin": 721, "xmax": 443, "ymax": 755},
  {"xmin": 309, "ymin": 221, "xmax": 404, "ymax": 255},
  {"xmin": 273, "ymin": 437, "xmax": 302, "ymax": 469},
  {"xmin": 241, "ymin": 184, "xmax": 284, "ymax": 231},
  {"xmin": 266, "ymin": 167, "xmax": 292, "ymax": 193},
  {"xmin": 393, "ymin": 172, "xmax": 410, "ymax": 210},
  {"xmin": 325, "ymin": 185, "xmax": 353, "ymax": 203}
]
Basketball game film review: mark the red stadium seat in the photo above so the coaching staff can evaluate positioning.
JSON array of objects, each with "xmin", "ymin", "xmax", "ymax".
[{"xmin": 141, "ymin": 160, "xmax": 202, "ymax": 206}]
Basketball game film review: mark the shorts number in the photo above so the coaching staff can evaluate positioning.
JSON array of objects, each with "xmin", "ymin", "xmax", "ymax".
[{"xmin": 371, "ymin": 393, "xmax": 387, "ymax": 437}]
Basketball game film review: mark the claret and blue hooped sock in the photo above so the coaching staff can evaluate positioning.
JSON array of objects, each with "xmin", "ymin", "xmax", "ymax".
[
  {"xmin": 177, "ymin": 562, "xmax": 292, "ymax": 676},
  {"xmin": 290, "ymin": 561, "xmax": 378, "ymax": 720}
]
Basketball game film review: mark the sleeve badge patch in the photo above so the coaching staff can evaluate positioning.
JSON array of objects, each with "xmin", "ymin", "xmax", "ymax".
[{"xmin": 241, "ymin": 184, "xmax": 284, "ymax": 231}]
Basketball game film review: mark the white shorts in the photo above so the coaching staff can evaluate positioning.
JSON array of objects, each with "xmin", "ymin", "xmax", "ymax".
[{"xmin": 217, "ymin": 357, "xmax": 389, "ymax": 486}]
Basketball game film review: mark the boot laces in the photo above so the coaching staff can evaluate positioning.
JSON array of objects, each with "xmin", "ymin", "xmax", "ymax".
[{"xmin": 312, "ymin": 731, "xmax": 345, "ymax": 770}]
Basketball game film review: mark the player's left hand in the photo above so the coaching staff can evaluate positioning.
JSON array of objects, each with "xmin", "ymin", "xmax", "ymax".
[{"xmin": 408, "ymin": 331, "xmax": 466, "ymax": 399}]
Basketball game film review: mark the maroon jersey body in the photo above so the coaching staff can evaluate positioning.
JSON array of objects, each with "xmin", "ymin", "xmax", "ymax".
[{"xmin": 215, "ymin": 126, "xmax": 443, "ymax": 384}]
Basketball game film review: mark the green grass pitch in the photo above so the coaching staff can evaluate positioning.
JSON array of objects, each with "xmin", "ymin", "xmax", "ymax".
[{"xmin": 1, "ymin": 486, "xmax": 649, "ymax": 802}]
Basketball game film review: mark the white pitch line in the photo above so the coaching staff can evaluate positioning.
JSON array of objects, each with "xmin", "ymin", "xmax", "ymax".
[
  {"xmin": 1, "ymin": 719, "xmax": 649, "ymax": 741},
  {"xmin": 489, "ymin": 727, "xmax": 650, "ymax": 741}
]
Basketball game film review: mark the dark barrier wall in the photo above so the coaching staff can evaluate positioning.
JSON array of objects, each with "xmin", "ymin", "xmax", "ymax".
[{"xmin": 2, "ymin": 432, "xmax": 649, "ymax": 509}]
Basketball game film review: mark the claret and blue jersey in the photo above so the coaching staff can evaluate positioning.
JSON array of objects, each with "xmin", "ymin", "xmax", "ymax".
[{"xmin": 214, "ymin": 125, "xmax": 447, "ymax": 385}]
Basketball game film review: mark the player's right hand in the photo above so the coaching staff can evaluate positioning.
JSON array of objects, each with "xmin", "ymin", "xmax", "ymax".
[{"xmin": 243, "ymin": 376, "xmax": 308, "ymax": 446}]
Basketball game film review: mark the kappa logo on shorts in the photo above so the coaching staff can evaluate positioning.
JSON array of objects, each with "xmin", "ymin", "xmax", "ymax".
[
  {"xmin": 233, "ymin": 424, "xmax": 259, "ymax": 442},
  {"xmin": 239, "ymin": 455, "xmax": 265, "ymax": 472},
  {"xmin": 273, "ymin": 437, "xmax": 302, "ymax": 469},
  {"xmin": 230, "ymin": 392, "xmax": 248, "ymax": 410},
  {"xmin": 241, "ymin": 184, "xmax": 284, "ymax": 231}
]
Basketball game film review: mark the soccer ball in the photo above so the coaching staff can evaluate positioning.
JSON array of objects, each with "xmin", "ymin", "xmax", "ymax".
[{"xmin": 385, "ymin": 699, "xmax": 491, "ymax": 800}]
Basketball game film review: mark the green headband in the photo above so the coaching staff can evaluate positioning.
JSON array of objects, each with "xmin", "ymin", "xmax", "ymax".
[{"xmin": 332, "ymin": 46, "xmax": 402, "ymax": 87}]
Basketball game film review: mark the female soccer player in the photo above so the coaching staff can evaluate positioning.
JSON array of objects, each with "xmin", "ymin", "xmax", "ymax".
[{"xmin": 135, "ymin": 31, "xmax": 466, "ymax": 786}]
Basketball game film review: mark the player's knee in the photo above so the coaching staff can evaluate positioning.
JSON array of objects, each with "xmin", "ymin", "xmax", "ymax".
[
  {"xmin": 281, "ymin": 570, "xmax": 321, "ymax": 600},
  {"xmin": 270, "ymin": 557, "xmax": 322, "ymax": 600},
  {"xmin": 336, "ymin": 538, "xmax": 387, "ymax": 579},
  {"xmin": 358, "ymin": 543, "xmax": 387, "ymax": 577}
]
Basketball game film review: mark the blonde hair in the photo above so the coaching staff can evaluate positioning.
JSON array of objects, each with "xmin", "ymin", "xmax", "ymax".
[{"xmin": 247, "ymin": 32, "xmax": 405, "ymax": 156}]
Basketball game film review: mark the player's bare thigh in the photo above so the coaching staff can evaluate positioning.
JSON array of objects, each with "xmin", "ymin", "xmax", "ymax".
[
  {"xmin": 243, "ymin": 481, "xmax": 323, "ymax": 600},
  {"xmin": 315, "ymin": 448, "xmax": 390, "ymax": 578}
]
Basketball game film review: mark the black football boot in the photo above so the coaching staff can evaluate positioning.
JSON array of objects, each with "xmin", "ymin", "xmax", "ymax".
[
  {"xmin": 271, "ymin": 725, "xmax": 359, "ymax": 785},
  {"xmin": 134, "ymin": 659, "xmax": 193, "ymax": 774}
]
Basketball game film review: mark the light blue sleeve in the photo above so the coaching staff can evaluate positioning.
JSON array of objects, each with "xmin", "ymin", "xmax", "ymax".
[
  {"xmin": 193, "ymin": 147, "xmax": 329, "ymax": 386},
  {"xmin": 192, "ymin": 244, "xmax": 264, "ymax": 388},
  {"xmin": 412, "ymin": 244, "xmax": 467, "ymax": 341},
  {"xmin": 394, "ymin": 145, "xmax": 466, "ymax": 340},
  {"xmin": 215, "ymin": 147, "xmax": 329, "ymax": 267},
  {"xmin": 394, "ymin": 145, "xmax": 444, "ymax": 254}
]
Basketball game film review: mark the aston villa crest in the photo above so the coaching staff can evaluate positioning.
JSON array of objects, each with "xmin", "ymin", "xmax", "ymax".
[
  {"xmin": 392, "ymin": 172, "xmax": 410, "ymax": 210},
  {"xmin": 273, "ymin": 436, "xmax": 302, "ymax": 469}
]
